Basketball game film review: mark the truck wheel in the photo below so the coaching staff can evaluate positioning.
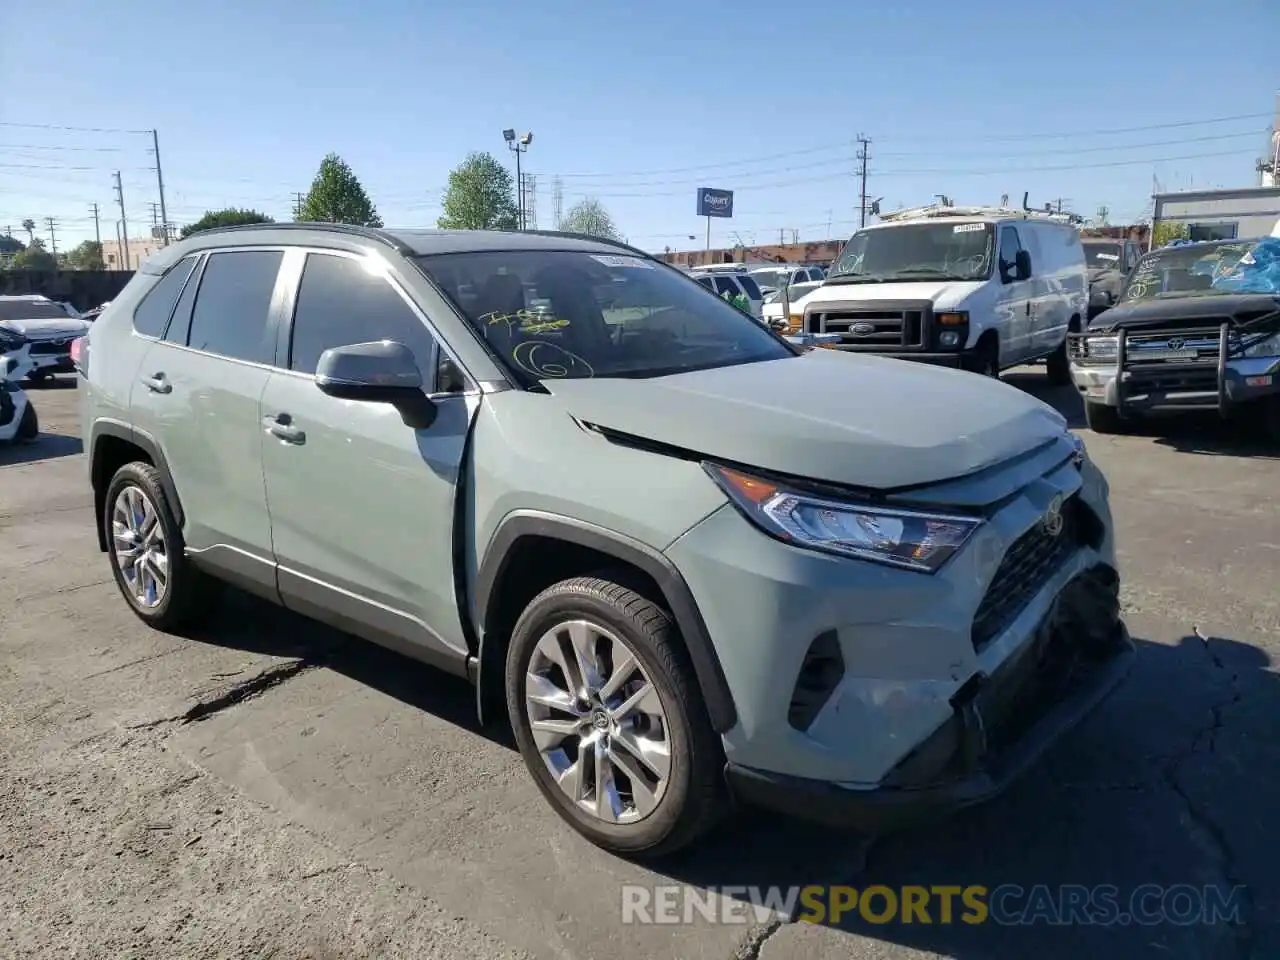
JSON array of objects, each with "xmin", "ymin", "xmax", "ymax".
[
  {"xmin": 505, "ymin": 576, "xmax": 725, "ymax": 859},
  {"xmin": 1084, "ymin": 400, "xmax": 1126, "ymax": 435},
  {"xmin": 1046, "ymin": 337, "xmax": 1072, "ymax": 386},
  {"xmin": 15, "ymin": 401, "xmax": 37, "ymax": 442},
  {"xmin": 104, "ymin": 462, "xmax": 222, "ymax": 631},
  {"xmin": 966, "ymin": 338, "xmax": 1000, "ymax": 379}
]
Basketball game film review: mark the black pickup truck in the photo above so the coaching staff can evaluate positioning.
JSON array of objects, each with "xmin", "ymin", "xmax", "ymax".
[{"xmin": 1067, "ymin": 238, "xmax": 1280, "ymax": 440}]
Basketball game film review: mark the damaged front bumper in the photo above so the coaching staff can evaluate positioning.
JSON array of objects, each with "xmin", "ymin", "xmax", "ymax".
[{"xmin": 726, "ymin": 565, "xmax": 1134, "ymax": 832}]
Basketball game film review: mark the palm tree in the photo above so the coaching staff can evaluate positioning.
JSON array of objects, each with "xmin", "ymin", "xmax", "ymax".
[{"xmin": 20, "ymin": 219, "xmax": 36, "ymax": 245}]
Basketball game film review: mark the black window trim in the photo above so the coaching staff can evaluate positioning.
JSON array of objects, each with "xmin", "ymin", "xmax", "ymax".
[
  {"xmin": 130, "ymin": 253, "xmax": 202, "ymax": 342},
  {"xmin": 276, "ymin": 246, "xmax": 480, "ymax": 399}
]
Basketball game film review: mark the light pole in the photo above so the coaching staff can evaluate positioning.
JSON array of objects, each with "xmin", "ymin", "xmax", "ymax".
[{"xmin": 503, "ymin": 129, "xmax": 533, "ymax": 230}]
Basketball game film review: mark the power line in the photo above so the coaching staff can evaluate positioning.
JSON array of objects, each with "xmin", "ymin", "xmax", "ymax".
[{"xmin": 0, "ymin": 120, "xmax": 150, "ymax": 134}]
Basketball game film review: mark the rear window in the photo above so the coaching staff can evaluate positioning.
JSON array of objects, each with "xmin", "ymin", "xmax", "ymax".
[{"xmin": 0, "ymin": 299, "xmax": 72, "ymax": 322}]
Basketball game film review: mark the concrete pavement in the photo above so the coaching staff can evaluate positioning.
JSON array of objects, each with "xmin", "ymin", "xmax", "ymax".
[{"xmin": 1, "ymin": 373, "xmax": 1276, "ymax": 959}]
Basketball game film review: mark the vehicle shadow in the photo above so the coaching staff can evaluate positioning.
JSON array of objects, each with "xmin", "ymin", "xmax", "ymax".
[
  {"xmin": 21, "ymin": 373, "xmax": 78, "ymax": 390},
  {"xmin": 0, "ymin": 432, "xmax": 83, "ymax": 465},
  {"xmin": 655, "ymin": 632, "xmax": 1276, "ymax": 959}
]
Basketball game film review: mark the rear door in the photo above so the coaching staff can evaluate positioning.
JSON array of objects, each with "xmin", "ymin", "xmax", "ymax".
[
  {"xmin": 258, "ymin": 248, "xmax": 477, "ymax": 671},
  {"xmin": 128, "ymin": 248, "xmax": 286, "ymax": 590}
]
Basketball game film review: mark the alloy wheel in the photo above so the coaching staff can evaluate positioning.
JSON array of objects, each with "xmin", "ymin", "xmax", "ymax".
[
  {"xmin": 111, "ymin": 485, "xmax": 169, "ymax": 608},
  {"xmin": 523, "ymin": 619, "xmax": 672, "ymax": 823}
]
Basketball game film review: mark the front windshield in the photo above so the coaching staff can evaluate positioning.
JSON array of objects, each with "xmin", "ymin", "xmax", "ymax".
[
  {"xmin": 751, "ymin": 268, "xmax": 788, "ymax": 291},
  {"xmin": 1120, "ymin": 241, "xmax": 1258, "ymax": 304},
  {"xmin": 0, "ymin": 300, "xmax": 72, "ymax": 322},
  {"xmin": 827, "ymin": 222, "xmax": 994, "ymax": 282},
  {"xmin": 1083, "ymin": 243, "xmax": 1124, "ymax": 269},
  {"xmin": 415, "ymin": 250, "xmax": 794, "ymax": 384}
]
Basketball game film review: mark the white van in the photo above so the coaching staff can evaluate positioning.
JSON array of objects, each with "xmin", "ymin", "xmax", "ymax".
[{"xmin": 798, "ymin": 205, "xmax": 1088, "ymax": 382}]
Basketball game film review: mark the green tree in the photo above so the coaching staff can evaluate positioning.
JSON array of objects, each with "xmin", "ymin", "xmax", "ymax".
[
  {"xmin": 20, "ymin": 219, "xmax": 36, "ymax": 245},
  {"xmin": 11, "ymin": 239, "xmax": 56, "ymax": 271},
  {"xmin": 1151, "ymin": 221, "xmax": 1189, "ymax": 247},
  {"xmin": 437, "ymin": 152, "xmax": 519, "ymax": 230},
  {"xmin": 0, "ymin": 234, "xmax": 24, "ymax": 256},
  {"xmin": 558, "ymin": 197, "xmax": 621, "ymax": 241},
  {"xmin": 180, "ymin": 208, "xmax": 275, "ymax": 239},
  {"xmin": 64, "ymin": 240, "xmax": 106, "ymax": 270},
  {"xmin": 298, "ymin": 154, "xmax": 382, "ymax": 226}
]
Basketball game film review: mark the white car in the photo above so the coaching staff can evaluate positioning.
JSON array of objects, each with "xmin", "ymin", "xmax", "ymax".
[
  {"xmin": 0, "ymin": 343, "xmax": 39, "ymax": 442},
  {"xmin": 760, "ymin": 280, "xmax": 825, "ymax": 331},
  {"xmin": 749, "ymin": 264, "xmax": 825, "ymax": 297},
  {"xmin": 690, "ymin": 272, "xmax": 765, "ymax": 319},
  {"xmin": 0, "ymin": 295, "xmax": 90, "ymax": 383},
  {"xmin": 800, "ymin": 204, "xmax": 1088, "ymax": 382}
]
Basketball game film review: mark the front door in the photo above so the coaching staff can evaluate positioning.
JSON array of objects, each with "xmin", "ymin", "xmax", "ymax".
[
  {"xmin": 995, "ymin": 225, "xmax": 1033, "ymax": 363},
  {"xmin": 259, "ymin": 249, "xmax": 477, "ymax": 674},
  {"xmin": 127, "ymin": 248, "xmax": 286, "ymax": 590}
]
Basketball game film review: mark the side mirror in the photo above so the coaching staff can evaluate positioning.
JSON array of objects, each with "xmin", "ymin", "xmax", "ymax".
[
  {"xmin": 315, "ymin": 340, "xmax": 436, "ymax": 429},
  {"xmin": 1015, "ymin": 250, "xmax": 1032, "ymax": 281}
]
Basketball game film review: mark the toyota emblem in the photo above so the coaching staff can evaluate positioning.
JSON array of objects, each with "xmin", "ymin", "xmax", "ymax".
[
  {"xmin": 1166, "ymin": 337, "xmax": 1185, "ymax": 351},
  {"xmin": 850, "ymin": 321, "xmax": 875, "ymax": 336},
  {"xmin": 1041, "ymin": 494, "xmax": 1065, "ymax": 538}
]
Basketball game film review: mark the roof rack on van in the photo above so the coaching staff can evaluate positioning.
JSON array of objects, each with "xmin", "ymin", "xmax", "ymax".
[{"xmin": 878, "ymin": 203, "xmax": 1082, "ymax": 225}]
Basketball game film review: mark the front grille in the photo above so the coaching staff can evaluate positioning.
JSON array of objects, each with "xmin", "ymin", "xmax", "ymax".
[
  {"xmin": 808, "ymin": 309, "xmax": 925, "ymax": 349},
  {"xmin": 30, "ymin": 339, "xmax": 71, "ymax": 355},
  {"xmin": 971, "ymin": 496, "xmax": 1083, "ymax": 652},
  {"xmin": 1123, "ymin": 325, "xmax": 1225, "ymax": 366}
]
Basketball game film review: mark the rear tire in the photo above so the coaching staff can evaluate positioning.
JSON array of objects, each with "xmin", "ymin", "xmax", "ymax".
[
  {"xmin": 505, "ymin": 576, "xmax": 725, "ymax": 859},
  {"xmin": 15, "ymin": 401, "xmax": 37, "ymax": 442},
  {"xmin": 1084, "ymin": 400, "xmax": 1126, "ymax": 435},
  {"xmin": 103, "ymin": 462, "xmax": 222, "ymax": 631}
]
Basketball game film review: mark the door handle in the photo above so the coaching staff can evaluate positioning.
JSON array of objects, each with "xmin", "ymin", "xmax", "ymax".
[
  {"xmin": 141, "ymin": 373, "xmax": 171, "ymax": 394},
  {"xmin": 1025, "ymin": 301, "xmax": 1032, "ymax": 316},
  {"xmin": 263, "ymin": 413, "xmax": 306, "ymax": 445}
]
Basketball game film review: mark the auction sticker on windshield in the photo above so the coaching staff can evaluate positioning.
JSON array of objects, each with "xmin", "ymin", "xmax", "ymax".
[
  {"xmin": 591, "ymin": 254, "xmax": 655, "ymax": 269},
  {"xmin": 953, "ymin": 223, "xmax": 985, "ymax": 233}
]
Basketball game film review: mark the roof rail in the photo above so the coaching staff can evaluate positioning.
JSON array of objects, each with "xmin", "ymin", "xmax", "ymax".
[
  {"xmin": 879, "ymin": 203, "xmax": 1082, "ymax": 225},
  {"xmin": 183, "ymin": 220, "xmax": 414, "ymax": 254}
]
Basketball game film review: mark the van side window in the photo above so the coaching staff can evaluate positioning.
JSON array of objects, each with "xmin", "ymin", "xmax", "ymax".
[
  {"xmin": 999, "ymin": 227, "xmax": 1024, "ymax": 281},
  {"xmin": 186, "ymin": 250, "xmax": 284, "ymax": 364},
  {"xmin": 713, "ymin": 276, "xmax": 738, "ymax": 297},
  {"xmin": 132, "ymin": 256, "xmax": 198, "ymax": 338}
]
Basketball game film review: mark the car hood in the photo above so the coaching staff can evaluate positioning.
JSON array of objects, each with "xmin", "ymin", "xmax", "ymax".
[
  {"xmin": 807, "ymin": 279, "xmax": 979, "ymax": 305},
  {"xmin": 0, "ymin": 317, "xmax": 89, "ymax": 339},
  {"xmin": 541, "ymin": 349, "xmax": 1067, "ymax": 490},
  {"xmin": 1088, "ymin": 293, "xmax": 1280, "ymax": 332}
]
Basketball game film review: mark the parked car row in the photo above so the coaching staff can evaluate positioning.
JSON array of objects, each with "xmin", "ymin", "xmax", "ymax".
[{"xmin": 0, "ymin": 294, "xmax": 90, "ymax": 383}]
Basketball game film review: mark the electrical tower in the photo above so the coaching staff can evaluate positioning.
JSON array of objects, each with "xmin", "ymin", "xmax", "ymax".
[
  {"xmin": 856, "ymin": 135, "xmax": 871, "ymax": 228},
  {"xmin": 552, "ymin": 176, "xmax": 564, "ymax": 229},
  {"xmin": 89, "ymin": 203, "xmax": 101, "ymax": 245},
  {"xmin": 523, "ymin": 174, "xmax": 537, "ymax": 230}
]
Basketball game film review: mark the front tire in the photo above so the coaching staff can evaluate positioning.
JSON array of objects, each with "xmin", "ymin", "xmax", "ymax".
[
  {"xmin": 1046, "ymin": 335, "xmax": 1072, "ymax": 386},
  {"xmin": 505, "ymin": 576, "xmax": 725, "ymax": 858},
  {"xmin": 1084, "ymin": 400, "xmax": 1126, "ymax": 435},
  {"xmin": 103, "ymin": 462, "xmax": 221, "ymax": 631}
]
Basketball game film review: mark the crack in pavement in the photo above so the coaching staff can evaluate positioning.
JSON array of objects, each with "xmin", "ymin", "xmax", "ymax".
[
  {"xmin": 80, "ymin": 647, "xmax": 184, "ymax": 680},
  {"xmin": 1162, "ymin": 626, "xmax": 1253, "ymax": 960},
  {"xmin": 730, "ymin": 918, "xmax": 784, "ymax": 960},
  {"xmin": 128, "ymin": 658, "xmax": 320, "ymax": 730}
]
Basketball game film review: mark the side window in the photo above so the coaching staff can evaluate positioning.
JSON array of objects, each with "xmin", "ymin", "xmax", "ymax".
[
  {"xmin": 132, "ymin": 256, "xmax": 198, "ymax": 338},
  {"xmin": 695, "ymin": 276, "xmax": 713, "ymax": 290},
  {"xmin": 713, "ymin": 276, "xmax": 738, "ymax": 296},
  {"xmin": 186, "ymin": 250, "xmax": 283, "ymax": 364},
  {"xmin": 999, "ymin": 227, "xmax": 1023, "ymax": 280},
  {"xmin": 164, "ymin": 254, "xmax": 204, "ymax": 344},
  {"xmin": 289, "ymin": 253, "xmax": 443, "ymax": 387}
]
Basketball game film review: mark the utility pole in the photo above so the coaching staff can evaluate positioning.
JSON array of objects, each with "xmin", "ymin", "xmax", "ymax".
[
  {"xmin": 89, "ymin": 203, "xmax": 101, "ymax": 245},
  {"xmin": 151, "ymin": 130, "xmax": 171, "ymax": 246},
  {"xmin": 113, "ymin": 172, "xmax": 130, "ymax": 270},
  {"xmin": 856, "ymin": 135, "xmax": 872, "ymax": 228},
  {"xmin": 150, "ymin": 202, "xmax": 160, "ymax": 232},
  {"xmin": 45, "ymin": 217, "xmax": 58, "ymax": 256},
  {"xmin": 293, "ymin": 192, "xmax": 305, "ymax": 220}
]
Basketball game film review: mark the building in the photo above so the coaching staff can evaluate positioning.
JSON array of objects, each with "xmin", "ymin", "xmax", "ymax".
[
  {"xmin": 100, "ymin": 233, "xmax": 170, "ymax": 271},
  {"xmin": 1152, "ymin": 186, "xmax": 1280, "ymax": 243},
  {"xmin": 662, "ymin": 239, "xmax": 846, "ymax": 269}
]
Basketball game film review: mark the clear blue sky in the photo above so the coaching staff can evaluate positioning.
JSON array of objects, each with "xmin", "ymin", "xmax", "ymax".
[{"xmin": 2, "ymin": 0, "xmax": 1278, "ymax": 253}]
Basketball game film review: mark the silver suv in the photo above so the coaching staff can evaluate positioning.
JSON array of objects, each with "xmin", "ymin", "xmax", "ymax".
[{"xmin": 79, "ymin": 224, "xmax": 1133, "ymax": 857}]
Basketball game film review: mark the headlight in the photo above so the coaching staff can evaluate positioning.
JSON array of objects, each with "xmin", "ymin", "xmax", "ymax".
[
  {"xmin": 704, "ymin": 464, "xmax": 982, "ymax": 573},
  {"xmin": 1241, "ymin": 332, "xmax": 1280, "ymax": 359},
  {"xmin": 1067, "ymin": 431, "xmax": 1087, "ymax": 467}
]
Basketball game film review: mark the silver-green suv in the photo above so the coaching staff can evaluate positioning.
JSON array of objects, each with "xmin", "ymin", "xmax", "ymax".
[{"xmin": 79, "ymin": 224, "xmax": 1134, "ymax": 857}]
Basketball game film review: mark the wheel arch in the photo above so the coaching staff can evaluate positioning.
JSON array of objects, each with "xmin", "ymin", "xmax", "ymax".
[
  {"xmin": 89, "ymin": 421, "xmax": 184, "ymax": 552},
  {"xmin": 473, "ymin": 511, "xmax": 737, "ymax": 734}
]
